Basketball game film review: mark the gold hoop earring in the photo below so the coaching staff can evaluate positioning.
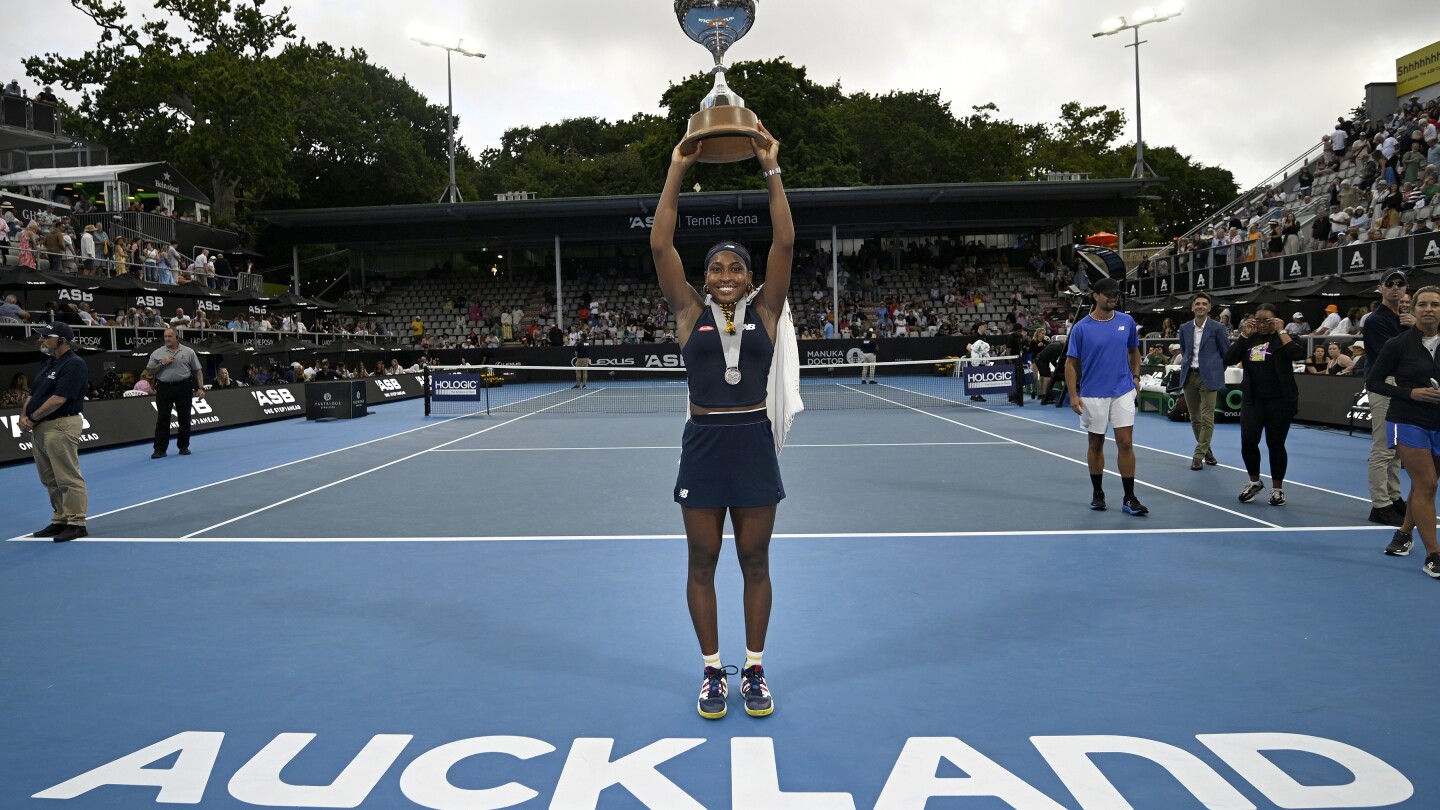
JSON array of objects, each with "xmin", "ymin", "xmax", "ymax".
[{"xmin": 745, "ymin": 282, "xmax": 756, "ymax": 295}]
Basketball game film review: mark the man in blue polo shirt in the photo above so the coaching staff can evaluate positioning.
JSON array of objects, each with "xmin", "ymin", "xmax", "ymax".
[
  {"xmin": 20, "ymin": 322, "xmax": 89, "ymax": 542},
  {"xmin": 1064, "ymin": 276, "xmax": 1148, "ymax": 515}
]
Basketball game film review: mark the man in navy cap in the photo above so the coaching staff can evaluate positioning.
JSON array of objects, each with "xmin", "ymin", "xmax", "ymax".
[
  {"xmin": 20, "ymin": 322, "xmax": 89, "ymax": 541},
  {"xmin": 1369, "ymin": 269, "xmax": 1413, "ymax": 533}
]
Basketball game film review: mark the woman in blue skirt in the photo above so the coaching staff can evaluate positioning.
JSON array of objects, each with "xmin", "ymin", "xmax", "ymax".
[{"xmin": 651, "ymin": 122, "xmax": 793, "ymax": 719}]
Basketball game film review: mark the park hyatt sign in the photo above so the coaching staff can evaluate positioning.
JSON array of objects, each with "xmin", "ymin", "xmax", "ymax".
[{"xmin": 30, "ymin": 730, "xmax": 1416, "ymax": 808}]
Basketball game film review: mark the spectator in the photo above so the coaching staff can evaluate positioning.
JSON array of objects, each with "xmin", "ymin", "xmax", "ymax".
[
  {"xmin": 133, "ymin": 369, "xmax": 156, "ymax": 395},
  {"xmin": 1, "ymin": 372, "xmax": 29, "ymax": 408},
  {"xmin": 79, "ymin": 225, "xmax": 97, "ymax": 274},
  {"xmin": 1341, "ymin": 343, "xmax": 1366, "ymax": 376},
  {"xmin": 1285, "ymin": 312, "xmax": 1310, "ymax": 335},
  {"xmin": 1330, "ymin": 306, "xmax": 1364, "ymax": 337},
  {"xmin": 0, "ymin": 293, "xmax": 28, "ymax": 323},
  {"xmin": 1311, "ymin": 304, "xmax": 1342, "ymax": 335},
  {"xmin": 213, "ymin": 367, "xmax": 237, "ymax": 389},
  {"xmin": 1324, "ymin": 342, "xmax": 1353, "ymax": 375},
  {"xmin": 1304, "ymin": 344, "xmax": 1327, "ymax": 374}
]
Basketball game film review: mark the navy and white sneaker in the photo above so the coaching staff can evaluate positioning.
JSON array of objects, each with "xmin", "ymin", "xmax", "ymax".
[
  {"xmin": 1090, "ymin": 493, "xmax": 1106, "ymax": 511},
  {"xmin": 1121, "ymin": 496, "xmax": 1149, "ymax": 516},
  {"xmin": 1268, "ymin": 489, "xmax": 1286, "ymax": 506},
  {"xmin": 1238, "ymin": 481, "xmax": 1265, "ymax": 503},
  {"xmin": 740, "ymin": 665, "xmax": 773, "ymax": 717},
  {"xmin": 1385, "ymin": 531, "xmax": 1414, "ymax": 557},
  {"xmin": 1425, "ymin": 553, "xmax": 1440, "ymax": 580},
  {"xmin": 697, "ymin": 665, "xmax": 736, "ymax": 720}
]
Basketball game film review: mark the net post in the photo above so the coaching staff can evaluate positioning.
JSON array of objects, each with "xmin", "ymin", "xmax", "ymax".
[
  {"xmin": 423, "ymin": 365, "xmax": 431, "ymax": 417},
  {"xmin": 484, "ymin": 366, "xmax": 492, "ymax": 416},
  {"xmin": 1014, "ymin": 353, "xmax": 1025, "ymax": 408}
]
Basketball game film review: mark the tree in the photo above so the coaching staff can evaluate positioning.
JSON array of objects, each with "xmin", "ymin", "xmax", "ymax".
[
  {"xmin": 1118, "ymin": 144, "xmax": 1237, "ymax": 243},
  {"xmin": 24, "ymin": 0, "xmax": 466, "ymax": 225},
  {"xmin": 1033, "ymin": 101, "xmax": 1128, "ymax": 178},
  {"xmin": 834, "ymin": 90, "xmax": 965, "ymax": 185}
]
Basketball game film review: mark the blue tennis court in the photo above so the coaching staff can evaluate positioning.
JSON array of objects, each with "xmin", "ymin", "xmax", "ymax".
[{"xmin": 2, "ymin": 389, "xmax": 1434, "ymax": 809}]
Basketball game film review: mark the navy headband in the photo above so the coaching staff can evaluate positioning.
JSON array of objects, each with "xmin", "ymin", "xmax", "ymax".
[{"xmin": 704, "ymin": 242, "xmax": 751, "ymax": 274}]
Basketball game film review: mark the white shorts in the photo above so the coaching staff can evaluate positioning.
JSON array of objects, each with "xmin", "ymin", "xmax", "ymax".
[{"xmin": 1079, "ymin": 389, "xmax": 1137, "ymax": 435}]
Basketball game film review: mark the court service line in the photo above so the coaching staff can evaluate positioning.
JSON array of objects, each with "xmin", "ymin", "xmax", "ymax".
[
  {"xmin": 428, "ymin": 441, "xmax": 1011, "ymax": 452},
  {"xmin": 960, "ymin": 400, "xmax": 1372, "ymax": 504},
  {"xmin": 837, "ymin": 384, "xmax": 1282, "ymax": 528},
  {"xmin": 9, "ymin": 525, "xmax": 1386, "ymax": 543},
  {"xmin": 179, "ymin": 389, "xmax": 605, "ymax": 539}
]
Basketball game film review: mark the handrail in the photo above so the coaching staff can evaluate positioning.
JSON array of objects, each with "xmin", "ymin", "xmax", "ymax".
[{"xmin": 1134, "ymin": 138, "xmax": 1328, "ymax": 273}]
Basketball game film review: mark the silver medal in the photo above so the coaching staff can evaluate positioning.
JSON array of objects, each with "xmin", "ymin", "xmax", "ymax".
[{"xmin": 725, "ymin": 367, "xmax": 742, "ymax": 385}]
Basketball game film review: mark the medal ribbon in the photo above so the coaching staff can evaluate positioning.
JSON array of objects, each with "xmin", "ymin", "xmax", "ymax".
[{"xmin": 706, "ymin": 294, "xmax": 748, "ymax": 380}]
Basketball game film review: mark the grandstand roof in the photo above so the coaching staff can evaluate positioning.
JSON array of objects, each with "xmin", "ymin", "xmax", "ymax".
[
  {"xmin": 254, "ymin": 178, "xmax": 1160, "ymax": 252},
  {"xmin": 0, "ymin": 161, "xmax": 210, "ymax": 204}
]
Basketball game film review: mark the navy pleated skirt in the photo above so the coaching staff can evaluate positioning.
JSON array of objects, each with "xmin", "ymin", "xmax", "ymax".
[{"xmin": 674, "ymin": 410, "xmax": 785, "ymax": 508}]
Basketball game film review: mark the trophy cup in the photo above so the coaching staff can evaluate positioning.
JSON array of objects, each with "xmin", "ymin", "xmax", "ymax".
[{"xmin": 674, "ymin": 0, "xmax": 770, "ymax": 163}]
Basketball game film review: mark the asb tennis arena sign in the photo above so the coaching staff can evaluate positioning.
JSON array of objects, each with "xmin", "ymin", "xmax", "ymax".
[{"xmin": 31, "ymin": 731, "xmax": 1415, "ymax": 807}]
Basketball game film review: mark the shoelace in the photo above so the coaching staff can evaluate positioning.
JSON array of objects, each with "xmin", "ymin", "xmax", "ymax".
[
  {"xmin": 743, "ymin": 666, "xmax": 767, "ymax": 695},
  {"xmin": 704, "ymin": 665, "xmax": 738, "ymax": 698}
]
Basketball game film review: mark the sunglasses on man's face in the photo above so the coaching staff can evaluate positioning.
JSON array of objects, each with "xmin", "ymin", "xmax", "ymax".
[{"xmin": 1382, "ymin": 280, "xmax": 1408, "ymax": 288}]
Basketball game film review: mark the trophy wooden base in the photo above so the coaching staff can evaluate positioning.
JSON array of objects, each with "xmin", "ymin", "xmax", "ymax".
[{"xmin": 680, "ymin": 105, "xmax": 769, "ymax": 164}]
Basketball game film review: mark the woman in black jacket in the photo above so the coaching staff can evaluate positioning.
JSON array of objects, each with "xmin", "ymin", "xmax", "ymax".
[
  {"xmin": 1365, "ymin": 285, "xmax": 1440, "ymax": 579},
  {"xmin": 1224, "ymin": 303, "xmax": 1306, "ymax": 505}
]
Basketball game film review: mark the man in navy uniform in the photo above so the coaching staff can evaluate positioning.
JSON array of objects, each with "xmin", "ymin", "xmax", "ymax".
[{"xmin": 21, "ymin": 322, "xmax": 90, "ymax": 542}]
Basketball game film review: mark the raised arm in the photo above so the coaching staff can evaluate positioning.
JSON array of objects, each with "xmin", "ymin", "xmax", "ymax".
[
  {"xmin": 651, "ymin": 142, "xmax": 704, "ymax": 324},
  {"xmin": 752, "ymin": 121, "xmax": 794, "ymax": 318}
]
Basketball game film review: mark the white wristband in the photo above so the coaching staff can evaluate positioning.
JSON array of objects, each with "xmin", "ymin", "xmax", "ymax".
[{"xmin": 761, "ymin": 167, "xmax": 782, "ymax": 178}]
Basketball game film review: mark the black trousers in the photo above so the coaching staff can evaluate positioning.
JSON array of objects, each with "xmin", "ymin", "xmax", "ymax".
[
  {"xmin": 1240, "ymin": 396, "xmax": 1296, "ymax": 482},
  {"xmin": 154, "ymin": 378, "xmax": 195, "ymax": 452}
]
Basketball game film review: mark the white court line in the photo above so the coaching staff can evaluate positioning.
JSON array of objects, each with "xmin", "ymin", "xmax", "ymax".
[
  {"xmin": 6, "ymin": 525, "xmax": 1387, "ymax": 543},
  {"xmin": 5, "ymin": 411, "xmax": 480, "ymax": 541},
  {"xmin": 429, "ymin": 441, "xmax": 1010, "ymax": 452},
  {"xmin": 960, "ymin": 399, "xmax": 1373, "ymax": 504},
  {"xmin": 4, "ymin": 385, "xmax": 575, "ymax": 542},
  {"xmin": 836, "ymin": 383, "xmax": 1282, "ymax": 528},
  {"xmin": 179, "ymin": 389, "xmax": 604, "ymax": 539}
]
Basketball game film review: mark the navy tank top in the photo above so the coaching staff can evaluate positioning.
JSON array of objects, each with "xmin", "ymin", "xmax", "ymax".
[{"xmin": 682, "ymin": 305, "xmax": 774, "ymax": 407}]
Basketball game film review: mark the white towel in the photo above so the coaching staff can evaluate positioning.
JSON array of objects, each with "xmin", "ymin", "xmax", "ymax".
[{"xmin": 766, "ymin": 296, "xmax": 804, "ymax": 454}]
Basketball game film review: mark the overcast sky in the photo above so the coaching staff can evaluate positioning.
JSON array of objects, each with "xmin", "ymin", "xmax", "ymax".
[{"xmin": 5, "ymin": 1, "xmax": 1437, "ymax": 191}]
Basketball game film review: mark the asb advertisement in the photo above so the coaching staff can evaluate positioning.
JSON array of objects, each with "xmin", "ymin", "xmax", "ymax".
[{"xmin": 0, "ymin": 377, "xmax": 427, "ymax": 465}]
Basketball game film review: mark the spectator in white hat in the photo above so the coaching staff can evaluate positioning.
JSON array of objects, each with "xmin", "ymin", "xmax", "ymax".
[{"xmin": 1285, "ymin": 312, "xmax": 1310, "ymax": 335}]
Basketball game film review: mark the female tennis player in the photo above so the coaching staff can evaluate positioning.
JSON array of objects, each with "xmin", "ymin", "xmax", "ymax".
[
  {"xmin": 651, "ymin": 122, "xmax": 793, "ymax": 719},
  {"xmin": 1365, "ymin": 285, "xmax": 1440, "ymax": 580}
]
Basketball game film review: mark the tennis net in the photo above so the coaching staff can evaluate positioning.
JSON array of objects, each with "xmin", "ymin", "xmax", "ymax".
[{"xmin": 424, "ymin": 356, "xmax": 1026, "ymax": 416}]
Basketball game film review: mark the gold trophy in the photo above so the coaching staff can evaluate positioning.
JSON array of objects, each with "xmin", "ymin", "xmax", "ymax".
[{"xmin": 674, "ymin": 0, "xmax": 770, "ymax": 163}]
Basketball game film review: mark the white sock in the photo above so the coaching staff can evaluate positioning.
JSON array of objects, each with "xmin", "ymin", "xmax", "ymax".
[
  {"xmin": 702, "ymin": 652, "xmax": 722, "ymax": 671},
  {"xmin": 745, "ymin": 648, "xmax": 763, "ymax": 669}
]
